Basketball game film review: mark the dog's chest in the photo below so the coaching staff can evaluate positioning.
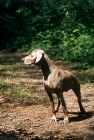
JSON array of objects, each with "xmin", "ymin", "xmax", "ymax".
[{"xmin": 43, "ymin": 74, "xmax": 61, "ymax": 92}]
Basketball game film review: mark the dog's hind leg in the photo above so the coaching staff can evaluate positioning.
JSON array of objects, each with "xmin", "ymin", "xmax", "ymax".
[{"xmin": 72, "ymin": 82, "xmax": 86, "ymax": 113}]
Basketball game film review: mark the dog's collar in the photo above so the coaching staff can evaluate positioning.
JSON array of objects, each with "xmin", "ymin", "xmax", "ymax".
[{"xmin": 43, "ymin": 65, "xmax": 55, "ymax": 76}]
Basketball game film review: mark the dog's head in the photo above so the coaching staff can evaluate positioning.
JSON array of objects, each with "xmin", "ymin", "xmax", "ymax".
[{"xmin": 22, "ymin": 49, "xmax": 44, "ymax": 65}]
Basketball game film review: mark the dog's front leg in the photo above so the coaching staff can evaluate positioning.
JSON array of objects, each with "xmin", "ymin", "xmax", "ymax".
[
  {"xmin": 46, "ymin": 91, "xmax": 57, "ymax": 122},
  {"xmin": 55, "ymin": 94, "xmax": 61, "ymax": 113},
  {"xmin": 58, "ymin": 92, "xmax": 69, "ymax": 123}
]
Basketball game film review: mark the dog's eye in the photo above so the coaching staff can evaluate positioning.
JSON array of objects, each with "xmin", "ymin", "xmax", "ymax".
[
  {"xmin": 31, "ymin": 54, "xmax": 34, "ymax": 57},
  {"xmin": 30, "ymin": 54, "xmax": 36, "ymax": 59}
]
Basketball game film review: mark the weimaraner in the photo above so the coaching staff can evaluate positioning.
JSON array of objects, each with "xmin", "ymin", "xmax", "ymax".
[{"xmin": 22, "ymin": 49, "xmax": 85, "ymax": 123}]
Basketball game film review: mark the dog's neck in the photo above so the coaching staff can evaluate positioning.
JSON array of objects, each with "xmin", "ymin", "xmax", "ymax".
[{"xmin": 40, "ymin": 54, "xmax": 54, "ymax": 78}]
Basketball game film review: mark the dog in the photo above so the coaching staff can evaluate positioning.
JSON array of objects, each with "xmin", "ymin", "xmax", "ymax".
[{"xmin": 22, "ymin": 49, "xmax": 85, "ymax": 123}]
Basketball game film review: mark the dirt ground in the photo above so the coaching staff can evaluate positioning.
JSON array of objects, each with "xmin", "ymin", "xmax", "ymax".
[{"xmin": 0, "ymin": 52, "xmax": 94, "ymax": 140}]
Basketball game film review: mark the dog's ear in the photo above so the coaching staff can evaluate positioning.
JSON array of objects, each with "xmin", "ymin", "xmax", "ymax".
[{"xmin": 35, "ymin": 51, "xmax": 43, "ymax": 63}]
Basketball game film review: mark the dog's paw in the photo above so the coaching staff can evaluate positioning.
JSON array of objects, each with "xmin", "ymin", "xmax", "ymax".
[
  {"xmin": 63, "ymin": 117, "xmax": 69, "ymax": 124},
  {"xmin": 50, "ymin": 115, "xmax": 57, "ymax": 123}
]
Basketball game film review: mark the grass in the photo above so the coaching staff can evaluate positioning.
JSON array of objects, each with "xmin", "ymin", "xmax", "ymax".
[{"xmin": 0, "ymin": 52, "xmax": 94, "ymax": 107}]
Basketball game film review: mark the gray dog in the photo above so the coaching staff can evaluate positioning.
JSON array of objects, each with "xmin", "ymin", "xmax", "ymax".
[{"xmin": 22, "ymin": 49, "xmax": 85, "ymax": 123}]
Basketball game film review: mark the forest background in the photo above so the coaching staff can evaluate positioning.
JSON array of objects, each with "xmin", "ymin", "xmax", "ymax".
[{"xmin": 0, "ymin": 0, "xmax": 94, "ymax": 67}]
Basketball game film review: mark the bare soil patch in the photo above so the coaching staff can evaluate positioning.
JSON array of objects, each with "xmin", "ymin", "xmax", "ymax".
[{"xmin": 0, "ymin": 52, "xmax": 94, "ymax": 140}]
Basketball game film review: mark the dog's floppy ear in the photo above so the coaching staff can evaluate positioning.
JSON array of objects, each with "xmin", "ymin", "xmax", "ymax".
[{"xmin": 35, "ymin": 51, "xmax": 43, "ymax": 63}]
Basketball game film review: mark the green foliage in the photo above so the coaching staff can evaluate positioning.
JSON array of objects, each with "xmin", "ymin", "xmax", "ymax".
[
  {"xmin": 69, "ymin": 34, "xmax": 94, "ymax": 64},
  {"xmin": 0, "ymin": 0, "xmax": 94, "ymax": 66}
]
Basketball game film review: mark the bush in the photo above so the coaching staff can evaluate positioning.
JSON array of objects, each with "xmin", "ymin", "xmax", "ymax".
[{"xmin": 0, "ymin": 0, "xmax": 94, "ymax": 66}]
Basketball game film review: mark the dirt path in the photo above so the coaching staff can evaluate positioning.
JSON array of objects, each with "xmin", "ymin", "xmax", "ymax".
[{"xmin": 0, "ymin": 52, "xmax": 94, "ymax": 140}]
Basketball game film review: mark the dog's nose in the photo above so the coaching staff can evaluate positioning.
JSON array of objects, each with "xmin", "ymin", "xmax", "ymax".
[{"xmin": 22, "ymin": 58, "xmax": 25, "ymax": 61}]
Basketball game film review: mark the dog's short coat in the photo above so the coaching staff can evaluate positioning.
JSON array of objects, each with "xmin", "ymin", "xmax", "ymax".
[{"xmin": 22, "ymin": 49, "xmax": 85, "ymax": 123}]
